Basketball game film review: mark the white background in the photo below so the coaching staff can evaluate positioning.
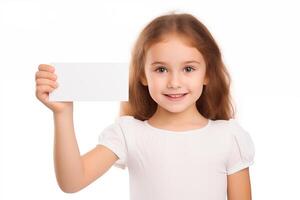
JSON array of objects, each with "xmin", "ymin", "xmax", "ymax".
[{"xmin": 1, "ymin": 0, "xmax": 300, "ymax": 199}]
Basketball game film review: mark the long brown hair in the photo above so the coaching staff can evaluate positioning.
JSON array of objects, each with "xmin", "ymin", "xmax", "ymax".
[{"xmin": 128, "ymin": 11, "xmax": 235, "ymax": 121}]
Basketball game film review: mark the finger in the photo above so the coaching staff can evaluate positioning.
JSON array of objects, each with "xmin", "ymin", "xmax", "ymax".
[
  {"xmin": 38, "ymin": 64, "xmax": 55, "ymax": 72},
  {"xmin": 36, "ymin": 85, "xmax": 56, "ymax": 96},
  {"xmin": 35, "ymin": 71, "xmax": 57, "ymax": 81},
  {"xmin": 36, "ymin": 78, "xmax": 58, "ymax": 88}
]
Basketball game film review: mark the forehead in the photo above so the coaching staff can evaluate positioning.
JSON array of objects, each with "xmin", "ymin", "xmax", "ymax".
[{"xmin": 145, "ymin": 35, "xmax": 204, "ymax": 63}]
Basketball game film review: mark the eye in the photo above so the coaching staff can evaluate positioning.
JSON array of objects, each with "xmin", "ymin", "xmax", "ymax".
[
  {"xmin": 155, "ymin": 66, "xmax": 167, "ymax": 73},
  {"xmin": 154, "ymin": 65, "xmax": 195, "ymax": 73},
  {"xmin": 184, "ymin": 66, "xmax": 195, "ymax": 72}
]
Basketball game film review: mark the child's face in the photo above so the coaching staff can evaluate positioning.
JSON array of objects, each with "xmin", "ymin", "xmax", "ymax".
[{"xmin": 142, "ymin": 34, "xmax": 209, "ymax": 114}]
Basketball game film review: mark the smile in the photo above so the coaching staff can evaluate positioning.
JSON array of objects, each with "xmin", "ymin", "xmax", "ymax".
[{"xmin": 164, "ymin": 93, "xmax": 188, "ymax": 101}]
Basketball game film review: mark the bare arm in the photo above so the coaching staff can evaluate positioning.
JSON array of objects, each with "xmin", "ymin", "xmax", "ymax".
[
  {"xmin": 35, "ymin": 64, "xmax": 118, "ymax": 193},
  {"xmin": 227, "ymin": 168, "xmax": 252, "ymax": 200},
  {"xmin": 53, "ymin": 109, "xmax": 118, "ymax": 193}
]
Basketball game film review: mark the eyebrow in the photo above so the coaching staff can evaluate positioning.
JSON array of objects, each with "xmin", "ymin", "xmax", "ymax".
[{"xmin": 151, "ymin": 60, "xmax": 201, "ymax": 65}]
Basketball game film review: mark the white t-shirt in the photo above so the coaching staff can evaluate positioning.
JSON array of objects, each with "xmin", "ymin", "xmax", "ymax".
[{"xmin": 98, "ymin": 115, "xmax": 255, "ymax": 200}]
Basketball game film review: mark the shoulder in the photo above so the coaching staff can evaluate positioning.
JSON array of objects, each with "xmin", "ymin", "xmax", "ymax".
[
  {"xmin": 114, "ymin": 115, "xmax": 145, "ymax": 131},
  {"xmin": 100, "ymin": 116, "xmax": 139, "ymax": 135},
  {"xmin": 219, "ymin": 118, "xmax": 255, "ymax": 158},
  {"xmin": 98, "ymin": 116, "xmax": 142, "ymax": 143},
  {"xmin": 116, "ymin": 115, "xmax": 137, "ymax": 121},
  {"xmin": 211, "ymin": 118, "xmax": 249, "ymax": 137},
  {"xmin": 226, "ymin": 119, "xmax": 253, "ymax": 141},
  {"xmin": 222, "ymin": 119, "xmax": 255, "ymax": 174},
  {"xmin": 210, "ymin": 118, "xmax": 255, "ymax": 149},
  {"xmin": 115, "ymin": 115, "xmax": 143, "ymax": 124}
]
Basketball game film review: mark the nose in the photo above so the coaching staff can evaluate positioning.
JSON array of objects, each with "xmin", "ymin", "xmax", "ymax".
[{"xmin": 167, "ymin": 72, "xmax": 181, "ymax": 89}]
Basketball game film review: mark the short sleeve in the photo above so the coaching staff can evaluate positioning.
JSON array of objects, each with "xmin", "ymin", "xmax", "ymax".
[
  {"xmin": 97, "ymin": 118, "xmax": 128, "ymax": 170},
  {"xmin": 226, "ymin": 119, "xmax": 255, "ymax": 175}
]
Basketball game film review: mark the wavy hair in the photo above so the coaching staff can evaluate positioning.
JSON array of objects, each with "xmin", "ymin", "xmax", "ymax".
[{"xmin": 127, "ymin": 12, "xmax": 235, "ymax": 121}]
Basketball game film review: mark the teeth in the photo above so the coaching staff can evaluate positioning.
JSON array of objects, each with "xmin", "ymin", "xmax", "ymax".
[{"xmin": 167, "ymin": 94, "xmax": 184, "ymax": 98}]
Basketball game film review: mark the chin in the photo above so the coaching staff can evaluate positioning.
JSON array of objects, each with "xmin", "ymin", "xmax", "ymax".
[{"xmin": 160, "ymin": 104, "xmax": 189, "ymax": 114}]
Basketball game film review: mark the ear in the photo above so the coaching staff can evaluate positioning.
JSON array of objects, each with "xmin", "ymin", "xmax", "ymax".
[
  {"xmin": 141, "ymin": 76, "xmax": 148, "ymax": 86},
  {"xmin": 204, "ymin": 76, "xmax": 209, "ymax": 85}
]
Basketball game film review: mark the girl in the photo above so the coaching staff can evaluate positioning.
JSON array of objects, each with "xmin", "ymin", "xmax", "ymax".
[{"xmin": 35, "ymin": 12, "xmax": 255, "ymax": 200}]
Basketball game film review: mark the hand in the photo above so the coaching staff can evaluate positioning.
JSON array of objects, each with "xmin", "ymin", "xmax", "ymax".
[{"xmin": 35, "ymin": 64, "xmax": 73, "ymax": 114}]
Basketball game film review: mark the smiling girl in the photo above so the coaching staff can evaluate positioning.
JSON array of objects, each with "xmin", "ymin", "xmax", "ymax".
[{"xmin": 35, "ymin": 12, "xmax": 255, "ymax": 200}]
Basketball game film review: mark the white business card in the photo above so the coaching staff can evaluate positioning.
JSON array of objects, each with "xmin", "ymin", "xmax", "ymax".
[{"xmin": 48, "ymin": 62, "xmax": 129, "ymax": 101}]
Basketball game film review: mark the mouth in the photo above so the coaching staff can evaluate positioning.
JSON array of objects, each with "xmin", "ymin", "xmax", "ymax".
[{"xmin": 163, "ymin": 93, "xmax": 188, "ymax": 100}]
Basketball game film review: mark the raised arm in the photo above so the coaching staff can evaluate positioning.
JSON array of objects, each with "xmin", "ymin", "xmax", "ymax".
[
  {"xmin": 35, "ymin": 64, "xmax": 120, "ymax": 193},
  {"xmin": 53, "ymin": 110, "xmax": 119, "ymax": 193}
]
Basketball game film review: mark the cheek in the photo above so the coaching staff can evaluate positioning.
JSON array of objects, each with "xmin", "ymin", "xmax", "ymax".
[
  {"xmin": 147, "ymin": 73, "xmax": 162, "ymax": 85},
  {"xmin": 187, "ymin": 74, "xmax": 206, "ymax": 91},
  {"xmin": 147, "ymin": 77, "xmax": 164, "ymax": 94},
  {"xmin": 148, "ymin": 79, "xmax": 162, "ymax": 91}
]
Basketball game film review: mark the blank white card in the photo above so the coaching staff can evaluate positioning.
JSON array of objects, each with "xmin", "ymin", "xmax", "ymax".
[{"xmin": 48, "ymin": 63, "xmax": 129, "ymax": 101}]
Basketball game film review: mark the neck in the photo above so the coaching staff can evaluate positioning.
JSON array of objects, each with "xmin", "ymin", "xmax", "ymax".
[{"xmin": 149, "ymin": 103, "xmax": 207, "ymax": 125}]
